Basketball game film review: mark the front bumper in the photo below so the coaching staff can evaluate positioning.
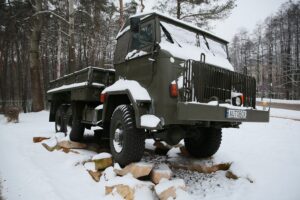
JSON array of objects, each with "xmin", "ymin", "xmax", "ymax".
[{"xmin": 177, "ymin": 102, "xmax": 269, "ymax": 122}]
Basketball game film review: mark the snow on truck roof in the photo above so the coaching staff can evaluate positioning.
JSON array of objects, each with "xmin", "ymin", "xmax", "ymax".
[{"xmin": 117, "ymin": 11, "xmax": 228, "ymax": 44}]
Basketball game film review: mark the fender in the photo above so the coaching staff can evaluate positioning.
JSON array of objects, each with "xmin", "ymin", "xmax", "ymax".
[{"xmin": 101, "ymin": 80, "xmax": 161, "ymax": 129}]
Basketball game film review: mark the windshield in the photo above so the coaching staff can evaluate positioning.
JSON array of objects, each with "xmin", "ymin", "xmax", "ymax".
[{"xmin": 160, "ymin": 21, "xmax": 228, "ymax": 60}]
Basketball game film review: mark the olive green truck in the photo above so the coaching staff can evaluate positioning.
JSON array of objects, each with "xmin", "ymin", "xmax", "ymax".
[{"xmin": 47, "ymin": 12, "xmax": 269, "ymax": 166}]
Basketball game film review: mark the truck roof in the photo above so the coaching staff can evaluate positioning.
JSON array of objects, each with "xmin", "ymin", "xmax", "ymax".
[{"xmin": 117, "ymin": 11, "xmax": 228, "ymax": 44}]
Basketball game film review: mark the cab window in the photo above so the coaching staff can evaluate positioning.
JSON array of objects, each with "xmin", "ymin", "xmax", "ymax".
[{"xmin": 131, "ymin": 22, "xmax": 154, "ymax": 50}]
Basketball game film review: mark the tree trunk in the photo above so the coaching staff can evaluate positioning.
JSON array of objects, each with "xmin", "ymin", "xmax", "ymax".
[
  {"xmin": 119, "ymin": 0, "xmax": 125, "ymax": 27},
  {"xmin": 140, "ymin": 0, "xmax": 145, "ymax": 13},
  {"xmin": 29, "ymin": 27, "xmax": 44, "ymax": 111},
  {"xmin": 57, "ymin": 21, "xmax": 62, "ymax": 78},
  {"xmin": 177, "ymin": 0, "xmax": 181, "ymax": 19},
  {"xmin": 29, "ymin": 0, "xmax": 44, "ymax": 112},
  {"xmin": 68, "ymin": 0, "xmax": 76, "ymax": 73}
]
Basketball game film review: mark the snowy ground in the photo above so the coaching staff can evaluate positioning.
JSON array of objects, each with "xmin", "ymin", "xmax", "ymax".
[
  {"xmin": 256, "ymin": 98, "xmax": 300, "ymax": 104},
  {"xmin": 0, "ymin": 108, "xmax": 300, "ymax": 200}
]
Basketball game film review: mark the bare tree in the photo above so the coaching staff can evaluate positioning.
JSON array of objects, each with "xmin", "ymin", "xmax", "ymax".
[
  {"xmin": 68, "ymin": 0, "xmax": 76, "ymax": 73},
  {"xmin": 29, "ymin": 0, "xmax": 44, "ymax": 111},
  {"xmin": 155, "ymin": 0, "xmax": 236, "ymax": 27},
  {"xmin": 119, "ymin": 0, "xmax": 125, "ymax": 27},
  {"xmin": 140, "ymin": 0, "xmax": 145, "ymax": 13},
  {"xmin": 229, "ymin": 1, "xmax": 300, "ymax": 99}
]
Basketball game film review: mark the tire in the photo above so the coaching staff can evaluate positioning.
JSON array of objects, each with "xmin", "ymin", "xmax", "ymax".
[
  {"xmin": 55, "ymin": 106, "xmax": 64, "ymax": 132},
  {"xmin": 69, "ymin": 102, "xmax": 85, "ymax": 142},
  {"xmin": 184, "ymin": 128, "xmax": 222, "ymax": 158},
  {"xmin": 110, "ymin": 104, "xmax": 145, "ymax": 166},
  {"xmin": 63, "ymin": 106, "xmax": 72, "ymax": 134}
]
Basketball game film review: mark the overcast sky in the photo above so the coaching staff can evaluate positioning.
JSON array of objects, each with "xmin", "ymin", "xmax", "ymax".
[
  {"xmin": 124, "ymin": 0, "xmax": 288, "ymax": 42},
  {"xmin": 141, "ymin": 0, "xmax": 289, "ymax": 42},
  {"xmin": 212, "ymin": 0, "xmax": 288, "ymax": 41}
]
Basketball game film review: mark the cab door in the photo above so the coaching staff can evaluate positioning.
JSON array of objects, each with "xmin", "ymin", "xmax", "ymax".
[{"xmin": 125, "ymin": 19, "xmax": 156, "ymax": 87}]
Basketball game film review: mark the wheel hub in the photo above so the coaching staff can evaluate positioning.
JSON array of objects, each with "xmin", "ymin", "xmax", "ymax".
[{"xmin": 113, "ymin": 126, "xmax": 124, "ymax": 153}]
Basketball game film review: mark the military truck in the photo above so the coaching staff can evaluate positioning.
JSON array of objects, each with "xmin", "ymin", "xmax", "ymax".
[{"xmin": 47, "ymin": 12, "xmax": 269, "ymax": 166}]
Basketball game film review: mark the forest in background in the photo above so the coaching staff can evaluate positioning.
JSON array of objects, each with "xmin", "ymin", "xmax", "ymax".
[
  {"xmin": 0, "ymin": 0, "xmax": 298, "ymax": 113},
  {"xmin": 230, "ymin": 1, "xmax": 300, "ymax": 100}
]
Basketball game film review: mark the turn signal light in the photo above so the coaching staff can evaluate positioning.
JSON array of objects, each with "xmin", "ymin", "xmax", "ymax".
[
  {"xmin": 100, "ymin": 93, "xmax": 107, "ymax": 103},
  {"xmin": 241, "ymin": 94, "xmax": 244, "ymax": 105},
  {"xmin": 170, "ymin": 83, "xmax": 178, "ymax": 97}
]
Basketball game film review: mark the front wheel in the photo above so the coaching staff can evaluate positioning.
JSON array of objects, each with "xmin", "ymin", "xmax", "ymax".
[
  {"xmin": 110, "ymin": 105, "xmax": 145, "ymax": 166},
  {"xmin": 184, "ymin": 128, "xmax": 222, "ymax": 158}
]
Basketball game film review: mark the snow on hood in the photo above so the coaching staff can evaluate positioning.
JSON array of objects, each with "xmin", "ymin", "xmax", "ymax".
[{"xmin": 160, "ymin": 41, "xmax": 234, "ymax": 71}]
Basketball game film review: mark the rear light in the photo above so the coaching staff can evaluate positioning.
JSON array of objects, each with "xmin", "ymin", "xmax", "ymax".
[
  {"xmin": 100, "ymin": 93, "xmax": 107, "ymax": 103},
  {"xmin": 170, "ymin": 83, "xmax": 178, "ymax": 97}
]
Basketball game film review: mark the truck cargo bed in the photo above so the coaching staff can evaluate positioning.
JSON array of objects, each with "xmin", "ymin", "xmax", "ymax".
[{"xmin": 47, "ymin": 67, "xmax": 115, "ymax": 102}]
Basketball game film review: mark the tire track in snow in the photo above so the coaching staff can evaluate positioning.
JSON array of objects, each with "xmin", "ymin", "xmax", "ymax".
[
  {"xmin": 0, "ymin": 177, "xmax": 3, "ymax": 200},
  {"xmin": 270, "ymin": 116, "xmax": 300, "ymax": 121}
]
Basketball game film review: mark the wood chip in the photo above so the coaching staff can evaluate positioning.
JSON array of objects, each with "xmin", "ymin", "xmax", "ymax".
[
  {"xmin": 225, "ymin": 171, "xmax": 239, "ymax": 180},
  {"xmin": 33, "ymin": 137, "xmax": 50, "ymax": 143},
  {"xmin": 88, "ymin": 170, "xmax": 102, "ymax": 182}
]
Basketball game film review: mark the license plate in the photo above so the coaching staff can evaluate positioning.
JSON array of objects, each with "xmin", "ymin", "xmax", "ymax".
[{"xmin": 226, "ymin": 109, "xmax": 247, "ymax": 119}]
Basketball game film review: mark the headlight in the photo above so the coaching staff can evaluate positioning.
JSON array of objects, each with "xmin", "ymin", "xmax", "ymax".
[
  {"xmin": 235, "ymin": 97, "xmax": 241, "ymax": 106},
  {"xmin": 232, "ymin": 96, "xmax": 243, "ymax": 106}
]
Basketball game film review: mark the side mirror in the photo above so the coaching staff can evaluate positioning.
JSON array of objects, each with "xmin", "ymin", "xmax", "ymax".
[{"xmin": 130, "ymin": 17, "xmax": 140, "ymax": 33}]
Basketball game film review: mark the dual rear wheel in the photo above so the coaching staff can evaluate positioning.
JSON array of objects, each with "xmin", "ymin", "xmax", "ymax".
[
  {"xmin": 54, "ymin": 105, "xmax": 72, "ymax": 134},
  {"xmin": 54, "ymin": 104, "xmax": 83, "ymax": 142}
]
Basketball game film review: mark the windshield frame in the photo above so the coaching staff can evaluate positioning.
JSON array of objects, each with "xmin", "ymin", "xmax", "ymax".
[{"xmin": 158, "ymin": 17, "xmax": 230, "ymax": 60}]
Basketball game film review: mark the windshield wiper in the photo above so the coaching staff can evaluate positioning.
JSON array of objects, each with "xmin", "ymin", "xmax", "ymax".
[
  {"xmin": 202, "ymin": 34, "xmax": 210, "ymax": 50},
  {"xmin": 202, "ymin": 34, "xmax": 216, "ymax": 56},
  {"xmin": 160, "ymin": 24, "xmax": 174, "ymax": 44},
  {"xmin": 160, "ymin": 23, "xmax": 182, "ymax": 47}
]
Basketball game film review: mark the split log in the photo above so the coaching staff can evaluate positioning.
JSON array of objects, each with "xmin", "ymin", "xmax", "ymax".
[
  {"xmin": 105, "ymin": 184, "xmax": 134, "ymax": 200},
  {"xmin": 114, "ymin": 162, "xmax": 154, "ymax": 178},
  {"xmin": 92, "ymin": 153, "xmax": 113, "ymax": 170},
  {"xmin": 151, "ymin": 164, "xmax": 172, "ymax": 184},
  {"xmin": 57, "ymin": 140, "xmax": 87, "ymax": 149},
  {"xmin": 154, "ymin": 179, "xmax": 186, "ymax": 200},
  {"xmin": 88, "ymin": 170, "xmax": 102, "ymax": 182}
]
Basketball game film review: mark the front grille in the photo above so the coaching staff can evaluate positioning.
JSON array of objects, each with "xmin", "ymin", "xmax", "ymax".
[{"xmin": 183, "ymin": 60, "xmax": 256, "ymax": 108}]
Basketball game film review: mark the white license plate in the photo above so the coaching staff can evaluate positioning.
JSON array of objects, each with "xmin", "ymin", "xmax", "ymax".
[{"xmin": 226, "ymin": 109, "xmax": 247, "ymax": 119}]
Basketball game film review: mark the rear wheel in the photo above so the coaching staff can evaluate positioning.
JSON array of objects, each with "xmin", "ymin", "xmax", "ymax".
[
  {"xmin": 55, "ymin": 106, "xmax": 64, "ymax": 132},
  {"xmin": 69, "ymin": 102, "xmax": 85, "ymax": 142},
  {"xmin": 64, "ymin": 106, "xmax": 72, "ymax": 134},
  {"xmin": 184, "ymin": 128, "xmax": 222, "ymax": 158},
  {"xmin": 110, "ymin": 105, "xmax": 145, "ymax": 166}
]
